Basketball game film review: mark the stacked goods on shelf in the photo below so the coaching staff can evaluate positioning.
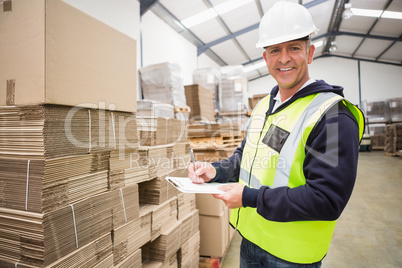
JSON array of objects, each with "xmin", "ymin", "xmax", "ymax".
[
  {"xmin": 364, "ymin": 100, "xmax": 389, "ymax": 151},
  {"xmin": 139, "ymin": 62, "xmax": 188, "ymax": 109},
  {"xmin": 369, "ymin": 124, "xmax": 386, "ymax": 150},
  {"xmin": 218, "ymin": 65, "xmax": 248, "ymax": 113},
  {"xmin": 365, "ymin": 100, "xmax": 390, "ymax": 123},
  {"xmin": 193, "ymin": 68, "xmax": 220, "ymax": 112},
  {"xmin": 185, "ymin": 84, "xmax": 215, "ymax": 122},
  {"xmin": 384, "ymin": 123, "xmax": 402, "ymax": 156},
  {"xmin": 387, "ymin": 97, "xmax": 402, "ymax": 123},
  {"xmin": 137, "ymin": 100, "xmax": 175, "ymax": 119},
  {"xmin": 385, "ymin": 98, "xmax": 402, "ymax": 156}
]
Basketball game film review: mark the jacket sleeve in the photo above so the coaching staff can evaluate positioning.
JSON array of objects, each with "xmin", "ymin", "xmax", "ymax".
[
  {"xmin": 243, "ymin": 102, "xmax": 361, "ymax": 222},
  {"xmin": 210, "ymin": 138, "xmax": 246, "ymax": 183}
]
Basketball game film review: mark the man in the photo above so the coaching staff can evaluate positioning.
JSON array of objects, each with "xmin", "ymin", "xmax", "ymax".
[{"xmin": 188, "ymin": 2, "xmax": 365, "ymax": 267}]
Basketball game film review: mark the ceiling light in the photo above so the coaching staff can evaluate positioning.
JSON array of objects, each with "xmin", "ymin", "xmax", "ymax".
[
  {"xmin": 342, "ymin": 3, "xmax": 353, "ymax": 20},
  {"xmin": 214, "ymin": 0, "xmax": 253, "ymax": 15},
  {"xmin": 181, "ymin": 9, "xmax": 218, "ymax": 28},
  {"xmin": 329, "ymin": 41, "xmax": 337, "ymax": 52},
  {"xmin": 243, "ymin": 61, "xmax": 266, "ymax": 73},
  {"xmin": 181, "ymin": 0, "xmax": 253, "ymax": 28},
  {"xmin": 382, "ymin": 10, "xmax": 402, "ymax": 20},
  {"xmin": 351, "ymin": 8, "xmax": 402, "ymax": 20}
]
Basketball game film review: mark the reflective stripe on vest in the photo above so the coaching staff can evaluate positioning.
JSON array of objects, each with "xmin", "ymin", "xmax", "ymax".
[{"xmin": 231, "ymin": 92, "xmax": 364, "ymax": 264}]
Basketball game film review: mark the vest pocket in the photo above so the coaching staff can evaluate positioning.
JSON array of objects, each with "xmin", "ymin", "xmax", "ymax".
[{"xmin": 262, "ymin": 124, "xmax": 290, "ymax": 153}]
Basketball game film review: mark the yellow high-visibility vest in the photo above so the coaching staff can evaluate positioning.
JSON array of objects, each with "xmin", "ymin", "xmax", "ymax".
[{"xmin": 230, "ymin": 92, "xmax": 364, "ymax": 264}]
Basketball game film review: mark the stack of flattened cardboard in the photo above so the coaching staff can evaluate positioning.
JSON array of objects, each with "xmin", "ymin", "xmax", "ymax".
[
  {"xmin": 178, "ymin": 231, "xmax": 200, "ymax": 268},
  {"xmin": 0, "ymin": 153, "xmax": 109, "ymax": 213},
  {"xmin": 0, "ymin": 189, "xmax": 134, "ymax": 267},
  {"xmin": 140, "ymin": 196, "xmax": 178, "ymax": 241},
  {"xmin": 184, "ymin": 84, "xmax": 215, "ymax": 123},
  {"xmin": 171, "ymin": 142, "xmax": 191, "ymax": 170},
  {"xmin": 187, "ymin": 123, "xmax": 220, "ymax": 139},
  {"xmin": 139, "ymin": 145, "xmax": 175, "ymax": 178},
  {"xmin": 139, "ymin": 175, "xmax": 180, "ymax": 205},
  {"xmin": 143, "ymin": 209, "xmax": 199, "ymax": 264},
  {"xmin": 177, "ymin": 193, "xmax": 196, "ymax": 220},
  {"xmin": 0, "ymin": 105, "xmax": 142, "ymax": 267},
  {"xmin": 0, "ymin": 105, "xmax": 138, "ymax": 159},
  {"xmin": 114, "ymin": 248, "xmax": 141, "ymax": 268},
  {"xmin": 109, "ymin": 149, "xmax": 151, "ymax": 190},
  {"xmin": 143, "ymin": 221, "xmax": 181, "ymax": 263},
  {"xmin": 138, "ymin": 117, "xmax": 186, "ymax": 146},
  {"xmin": 137, "ymin": 100, "xmax": 175, "ymax": 119},
  {"xmin": 113, "ymin": 212, "xmax": 152, "ymax": 266},
  {"xmin": 193, "ymin": 68, "xmax": 221, "ymax": 113}
]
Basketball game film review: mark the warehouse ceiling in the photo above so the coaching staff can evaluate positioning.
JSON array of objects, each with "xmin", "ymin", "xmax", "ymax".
[{"xmin": 140, "ymin": 0, "xmax": 402, "ymax": 81}]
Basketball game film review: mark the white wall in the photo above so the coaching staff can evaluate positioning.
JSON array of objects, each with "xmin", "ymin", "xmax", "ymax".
[
  {"xmin": 309, "ymin": 57, "xmax": 360, "ymax": 104},
  {"xmin": 198, "ymin": 53, "xmax": 221, "ymax": 70},
  {"xmin": 63, "ymin": 0, "xmax": 139, "ymax": 39},
  {"xmin": 249, "ymin": 57, "xmax": 402, "ymax": 106},
  {"xmin": 141, "ymin": 11, "xmax": 198, "ymax": 86},
  {"xmin": 360, "ymin": 62, "xmax": 402, "ymax": 102}
]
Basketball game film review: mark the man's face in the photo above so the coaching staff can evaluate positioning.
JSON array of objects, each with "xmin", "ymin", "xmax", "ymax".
[{"xmin": 263, "ymin": 39, "xmax": 315, "ymax": 92}]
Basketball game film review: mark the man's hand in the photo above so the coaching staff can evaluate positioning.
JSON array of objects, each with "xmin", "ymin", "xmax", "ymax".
[
  {"xmin": 212, "ymin": 183, "xmax": 245, "ymax": 209},
  {"xmin": 187, "ymin": 161, "xmax": 217, "ymax": 184}
]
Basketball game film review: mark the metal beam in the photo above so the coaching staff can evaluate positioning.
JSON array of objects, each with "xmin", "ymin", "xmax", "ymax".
[
  {"xmin": 198, "ymin": 0, "xmax": 330, "ymax": 56},
  {"xmin": 204, "ymin": 0, "xmax": 252, "ymax": 62},
  {"xmin": 376, "ymin": 34, "xmax": 402, "ymax": 61},
  {"xmin": 351, "ymin": 0, "xmax": 393, "ymax": 57},
  {"xmin": 322, "ymin": 0, "xmax": 348, "ymax": 54},
  {"xmin": 140, "ymin": 0, "xmax": 159, "ymax": 16},
  {"xmin": 314, "ymin": 54, "xmax": 402, "ymax": 67},
  {"xmin": 150, "ymin": 2, "xmax": 227, "ymax": 66},
  {"xmin": 198, "ymin": 23, "xmax": 259, "ymax": 56},
  {"xmin": 315, "ymin": 31, "xmax": 402, "ymax": 42}
]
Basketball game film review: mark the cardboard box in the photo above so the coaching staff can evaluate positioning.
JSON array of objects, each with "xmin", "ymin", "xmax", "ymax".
[
  {"xmin": 199, "ymin": 210, "xmax": 229, "ymax": 257},
  {"xmin": 0, "ymin": 0, "xmax": 137, "ymax": 112},
  {"xmin": 249, "ymin": 94, "xmax": 267, "ymax": 110},
  {"xmin": 196, "ymin": 193, "xmax": 226, "ymax": 216},
  {"xmin": 184, "ymin": 84, "xmax": 215, "ymax": 122}
]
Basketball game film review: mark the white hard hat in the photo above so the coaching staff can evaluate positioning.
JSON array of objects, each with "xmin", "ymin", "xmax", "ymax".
[{"xmin": 256, "ymin": 1, "xmax": 318, "ymax": 48}]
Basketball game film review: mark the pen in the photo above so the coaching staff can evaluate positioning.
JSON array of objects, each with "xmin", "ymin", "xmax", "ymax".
[{"xmin": 190, "ymin": 148, "xmax": 200, "ymax": 182}]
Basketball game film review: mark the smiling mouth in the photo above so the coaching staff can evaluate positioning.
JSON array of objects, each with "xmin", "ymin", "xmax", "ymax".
[{"xmin": 278, "ymin": 67, "xmax": 294, "ymax": 72}]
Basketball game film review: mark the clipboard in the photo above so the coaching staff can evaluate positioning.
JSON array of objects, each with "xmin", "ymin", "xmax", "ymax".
[{"xmin": 166, "ymin": 176, "xmax": 231, "ymax": 194}]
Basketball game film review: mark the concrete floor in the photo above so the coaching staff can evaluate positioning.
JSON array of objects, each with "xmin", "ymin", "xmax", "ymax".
[{"xmin": 221, "ymin": 151, "xmax": 402, "ymax": 267}]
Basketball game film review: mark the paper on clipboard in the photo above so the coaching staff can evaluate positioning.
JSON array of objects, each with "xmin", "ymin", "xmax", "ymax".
[{"xmin": 166, "ymin": 176, "xmax": 231, "ymax": 194}]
